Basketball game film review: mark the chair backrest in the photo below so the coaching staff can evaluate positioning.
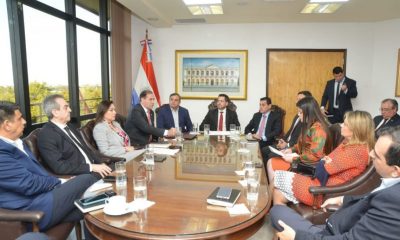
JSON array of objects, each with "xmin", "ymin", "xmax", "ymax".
[
  {"xmin": 207, "ymin": 99, "xmax": 237, "ymax": 112},
  {"xmin": 115, "ymin": 113, "xmax": 127, "ymax": 130},
  {"xmin": 23, "ymin": 128, "xmax": 46, "ymax": 168},
  {"xmin": 79, "ymin": 120, "xmax": 98, "ymax": 152},
  {"xmin": 271, "ymin": 104, "xmax": 286, "ymax": 136}
]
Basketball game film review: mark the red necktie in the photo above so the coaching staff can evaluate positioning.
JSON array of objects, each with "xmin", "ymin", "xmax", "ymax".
[
  {"xmin": 218, "ymin": 111, "xmax": 223, "ymax": 131},
  {"xmin": 257, "ymin": 114, "xmax": 267, "ymax": 136},
  {"xmin": 147, "ymin": 111, "xmax": 152, "ymax": 125}
]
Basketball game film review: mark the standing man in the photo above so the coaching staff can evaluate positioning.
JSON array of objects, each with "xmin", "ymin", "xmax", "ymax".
[
  {"xmin": 244, "ymin": 97, "xmax": 282, "ymax": 149},
  {"xmin": 374, "ymin": 98, "xmax": 400, "ymax": 136},
  {"xmin": 261, "ymin": 91, "xmax": 312, "ymax": 161},
  {"xmin": 38, "ymin": 94, "xmax": 111, "ymax": 177},
  {"xmin": 321, "ymin": 66, "xmax": 357, "ymax": 123},
  {"xmin": 200, "ymin": 94, "xmax": 240, "ymax": 131},
  {"xmin": 270, "ymin": 126, "xmax": 400, "ymax": 240},
  {"xmin": 157, "ymin": 93, "xmax": 193, "ymax": 132},
  {"xmin": 125, "ymin": 90, "xmax": 176, "ymax": 147},
  {"xmin": 0, "ymin": 101, "xmax": 98, "ymax": 235}
]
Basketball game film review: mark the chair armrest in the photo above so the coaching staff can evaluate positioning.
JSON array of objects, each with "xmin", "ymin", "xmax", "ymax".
[
  {"xmin": 309, "ymin": 180, "xmax": 361, "ymax": 195},
  {"xmin": 100, "ymin": 156, "xmax": 126, "ymax": 164},
  {"xmin": 0, "ymin": 208, "xmax": 43, "ymax": 222}
]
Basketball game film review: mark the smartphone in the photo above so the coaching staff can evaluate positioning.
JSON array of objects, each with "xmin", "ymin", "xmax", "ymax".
[
  {"xmin": 216, "ymin": 187, "xmax": 232, "ymax": 200},
  {"xmin": 103, "ymin": 175, "xmax": 116, "ymax": 182},
  {"xmin": 79, "ymin": 190, "xmax": 116, "ymax": 206}
]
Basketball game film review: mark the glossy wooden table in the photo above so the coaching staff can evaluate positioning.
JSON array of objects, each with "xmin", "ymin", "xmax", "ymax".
[{"xmin": 85, "ymin": 135, "xmax": 271, "ymax": 239}]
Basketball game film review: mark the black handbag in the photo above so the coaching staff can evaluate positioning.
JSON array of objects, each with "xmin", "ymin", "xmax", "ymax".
[{"xmin": 291, "ymin": 162, "xmax": 316, "ymax": 178}]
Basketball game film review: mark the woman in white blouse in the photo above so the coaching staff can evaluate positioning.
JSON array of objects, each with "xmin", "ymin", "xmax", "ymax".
[{"xmin": 93, "ymin": 100, "xmax": 139, "ymax": 160}]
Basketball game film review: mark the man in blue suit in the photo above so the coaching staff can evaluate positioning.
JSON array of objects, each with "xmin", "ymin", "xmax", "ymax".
[
  {"xmin": 321, "ymin": 66, "xmax": 358, "ymax": 124},
  {"xmin": 270, "ymin": 126, "xmax": 400, "ymax": 240},
  {"xmin": 0, "ymin": 102, "xmax": 97, "ymax": 235},
  {"xmin": 157, "ymin": 93, "xmax": 193, "ymax": 132}
]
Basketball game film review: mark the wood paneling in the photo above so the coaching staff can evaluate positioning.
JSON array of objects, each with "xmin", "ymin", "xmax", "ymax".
[{"xmin": 267, "ymin": 50, "xmax": 346, "ymax": 132}]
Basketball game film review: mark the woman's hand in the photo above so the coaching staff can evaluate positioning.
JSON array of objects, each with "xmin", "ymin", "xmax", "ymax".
[
  {"xmin": 322, "ymin": 156, "xmax": 333, "ymax": 163},
  {"xmin": 125, "ymin": 146, "xmax": 134, "ymax": 152}
]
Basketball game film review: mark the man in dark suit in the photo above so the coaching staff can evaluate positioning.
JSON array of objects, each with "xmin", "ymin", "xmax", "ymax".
[
  {"xmin": 374, "ymin": 98, "xmax": 400, "ymax": 137},
  {"xmin": 37, "ymin": 94, "xmax": 111, "ymax": 177},
  {"xmin": 321, "ymin": 66, "xmax": 358, "ymax": 124},
  {"xmin": 269, "ymin": 126, "xmax": 400, "ymax": 240},
  {"xmin": 200, "ymin": 94, "xmax": 240, "ymax": 131},
  {"xmin": 245, "ymin": 97, "xmax": 282, "ymax": 149},
  {"xmin": 0, "ymin": 101, "xmax": 98, "ymax": 235},
  {"xmin": 157, "ymin": 93, "xmax": 193, "ymax": 132},
  {"xmin": 126, "ymin": 90, "xmax": 176, "ymax": 147},
  {"xmin": 260, "ymin": 91, "xmax": 312, "ymax": 161}
]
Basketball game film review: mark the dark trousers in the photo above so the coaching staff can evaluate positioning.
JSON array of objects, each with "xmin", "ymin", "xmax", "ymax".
[
  {"xmin": 328, "ymin": 108, "xmax": 344, "ymax": 124},
  {"xmin": 270, "ymin": 205, "xmax": 326, "ymax": 234},
  {"xmin": 46, "ymin": 173, "xmax": 99, "ymax": 239}
]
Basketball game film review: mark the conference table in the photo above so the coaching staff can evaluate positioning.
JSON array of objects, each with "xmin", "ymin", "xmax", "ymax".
[{"xmin": 84, "ymin": 135, "xmax": 271, "ymax": 239}]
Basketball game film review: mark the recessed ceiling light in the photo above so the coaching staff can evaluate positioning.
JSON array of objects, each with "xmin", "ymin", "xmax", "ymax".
[
  {"xmin": 310, "ymin": 0, "xmax": 348, "ymax": 2},
  {"xmin": 188, "ymin": 5, "xmax": 223, "ymax": 15},
  {"xmin": 301, "ymin": 3, "xmax": 342, "ymax": 13},
  {"xmin": 183, "ymin": 0, "xmax": 222, "ymax": 5}
]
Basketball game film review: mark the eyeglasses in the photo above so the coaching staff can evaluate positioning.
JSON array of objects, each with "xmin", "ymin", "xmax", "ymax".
[{"xmin": 379, "ymin": 108, "xmax": 394, "ymax": 112}]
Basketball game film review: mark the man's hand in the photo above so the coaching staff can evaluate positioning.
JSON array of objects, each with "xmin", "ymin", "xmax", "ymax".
[
  {"xmin": 125, "ymin": 146, "xmax": 134, "ymax": 152},
  {"xmin": 252, "ymin": 133, "xmax": 261, "ymax": 140},
  {"xmin": 341, "ymin": 83, "xmax": 348, "ymax": 92},
  {"xmin": 167, "ymin": 128, "xmax": 176, "ymax": 137},
  {"xmin": 92, "ymin": 163, "xmax": 112, "ymax": 178},
  {"xmin": 276, "ymin": 220, "xmax": 296, "ymax": 240},
  {"xmin": 321, "ymin": 196, "xmax": 344, "ymax": 209},
  {"xmin": 277, "ymin": 139, "xmax": 288, "ymax": 149}
]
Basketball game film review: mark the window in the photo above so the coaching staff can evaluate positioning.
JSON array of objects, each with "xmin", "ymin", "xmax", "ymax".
[
  {"xmin": 24, "ymin": 6, "xmax": 69, "ymax": 123},
  {"xmin": 0, "ymin": 0, "xmax": 15, "ymax": 102},
  {"xmin": 76, "ymin": 0, "xmax": 99, "ymax": 27},
  {"xmin": 37, "ymin": 0, "xmax": 65, "ymax": 12}
]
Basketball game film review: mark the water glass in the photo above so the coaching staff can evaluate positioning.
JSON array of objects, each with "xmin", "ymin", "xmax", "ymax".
[
  {"xmin": 145, "ymin": 147, "xmax": 154, "ymax": 165},
  {"xmin": 176, "ymin": 127, "xmax": 183, "ymax": 142},
  {"xmin": 192, "ymin": 123, "xmax": 198, "ymax": 133},
  {"xmin": 236, "ymin": 126, "xmax": 241, "ymax": 136},
  {"xmin": 115, "ymin": 161, "xmax": 126, "ymax": 174},
  {"xmin": 240, "ymin": 141, "xmax": 247, "ymax": 150},
  {"xmin": 204, "ymin": 124, "xmax": 210, "ymax": 137},
  {"xmin": 247, "ymin": 178, "xmax": 260, "ymax": 201},
  {"xmin": 115, "ymin": 161, "xmax": 127, "ymax": 187},
  {"xmin": 134, "ymin": 176, "xmax": 147, "ymax": 202}
]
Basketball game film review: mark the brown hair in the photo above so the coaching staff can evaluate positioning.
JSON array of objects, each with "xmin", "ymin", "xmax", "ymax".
[{"xmin": 95, "ymin": 100, "xmax": 113, "ymax": 124}]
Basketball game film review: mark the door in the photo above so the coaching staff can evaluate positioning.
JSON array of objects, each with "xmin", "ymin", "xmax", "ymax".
[{"xmin": 267, "ymin": 49, "xmax": 346, "ymax": 132}]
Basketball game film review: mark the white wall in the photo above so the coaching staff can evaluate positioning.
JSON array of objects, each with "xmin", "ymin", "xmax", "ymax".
[{"xmin": 131, "ymin": 17, "xmax": 400, "ymax": 127}]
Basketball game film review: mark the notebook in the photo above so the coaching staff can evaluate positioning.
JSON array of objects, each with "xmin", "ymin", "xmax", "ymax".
[{"xmin": 206, "ymin": 187, "xmax": 241, "ymax": 207}]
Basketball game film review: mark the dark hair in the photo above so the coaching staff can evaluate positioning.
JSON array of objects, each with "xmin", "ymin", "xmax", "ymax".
[
  {"xmin": 95, "ymin": 100, "xmax": 113, "ymax": 124},
  {"xmin": 380, "ymin": 126, "xmax": 400, "ymax": 167},
  {"xmin": 382, "ymin": 98, "xmax": 398, "ymax": 111},
  {"xmin": 296, "ymin": 97, "xmax": 332, "ymax": 154},
  {"xmin": 43, "ymin": 94, "xmax": 64, "ymax": 119},
  {"xmin": 140, "ymin": 90, "xmax": 153, "ymax": 99},
  {"xmin": 332, "ymin": 66, "xmax": 343, "ymax": 74},
  {"xmin": 218, "ymin": 94, "xmax": 230, "ymax": 103},
  {"xmin": 260, "ymin": 97, "xmax": 272, "ymax": 105},
  {"xmin": 169, "ymin": 93, "xmax": 181, "ymax": 101},
  {"xmin": 0, "ymin": 101, "xmax": 20, "ymax": 125},
  {"xmin": 297, "ymin": 91, "xmax": 312, "ymax": 97}
]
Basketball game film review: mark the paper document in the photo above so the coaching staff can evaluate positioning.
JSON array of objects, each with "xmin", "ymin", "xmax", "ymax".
[
  {"xmin": 149, "ymin": 143, "xmax": 171, "ymax": 148},
  {"xmin": 153, "ymin": 148, "xmax": 180, "ymax": 156},
  {"xmin": 268, "ymin": 146, "xmax": 299, "ymax": 158},
  {"xmin": 88, "ymin": 180, "xmax": 112, "ymax": 192},
  {"xmin": 209, "ymin": 131, "xmax": 231, "ymax": 136},
  {"xmin": 227, "ymin": 204, "xmax": 250, "ymax": 216}
]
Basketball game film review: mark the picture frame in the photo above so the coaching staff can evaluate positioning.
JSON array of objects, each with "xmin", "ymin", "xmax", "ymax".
[
  {"xmin": 396, "ymin": 49, "xmax": 400, "ymax": 96},
  {"xmin": 175, "ymin": 50, "xmax": 248, "ymax": 100}
]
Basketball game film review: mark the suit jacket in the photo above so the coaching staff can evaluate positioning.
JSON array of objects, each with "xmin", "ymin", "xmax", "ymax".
[
  {"xmin": 284, "ymin": 116, "xmax": 302, "ymax": 147},
  {"xmin": 125, "ymin": 104, "xmax": 165, "ymax": 147},
  {"xmin": 199, "ymin": 108, "xmax": 240, "ymax": 131},
  {"xmin": 93, "ymin": 121, "xmax": 130, "ymax": 157},
  {"xmin": 296, "ymin": 182, "xmax": 400, "ymax": 240},
  {"xmin": 244, "ymin": 111, "xmax": 282, "ymax": 145},
  {"xmin": 321, "ymin": 77, "xmax": 358, "ymax": 114},
  {"xmin": 0, "ymin": 139, "xmax": 60, "ymax": 230},
  {"xmin": 156, "ymin": 105, "xmax": 193, "ymax": 132},
  {"xmin": 373, "ymin": 114, "xmax": 400, "ymax": 133},
  {"xmin": 38, "ymin": 121, "xmax": 100, "ymax": 175}
]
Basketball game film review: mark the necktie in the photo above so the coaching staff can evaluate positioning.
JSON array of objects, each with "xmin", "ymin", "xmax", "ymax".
[
  {"xmin": 287, "ymin": 117, "xmax": 300, "ymax": 142},
  {"xmin": 375, "ymin": 119, "xmax": 388, "ymax": 131},
  {"xmin": 218, "ymin": 111, "xmax": 223, "ymax": 131},
  {"xmin": 147, "ymin": 110, "xmax": 152, "ymax": 125},
  {"xmin": 257, "ymin": 114, "xmax": 267, "ymax": 137},
  {"xmin": 64, "ymin": 126, "xmax": 93, "ymax": 163},
  {"xmin": 335, "ymin": 81, "xmax": 341, "ymax": 106}
]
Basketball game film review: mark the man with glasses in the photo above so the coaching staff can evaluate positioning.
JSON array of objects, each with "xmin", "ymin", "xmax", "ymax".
[{"xmin": 374, "ymin": 98, "xmax": 400, "ymax": 136}]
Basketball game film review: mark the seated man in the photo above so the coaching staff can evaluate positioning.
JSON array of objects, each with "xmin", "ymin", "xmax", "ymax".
[
  {"xmin": 126, "ymin": 90, "xmax": 176, "ymax": 147},
  {"xmin": 244, "ymin": 97, "xmax": 282, "ymax": 149},
  {"xmin": 157, "ymin": 93, "xmax": 193, "ymax": 132},
  {"xmin": 374, "ymin": 98, "xmax": 400, "ymax": 137},
  {"xmin": 270, "ymin": 126, "xmax": 400, "ymax": 240},
  {"xmin": 0, "ymin": 101, "xmax": 98, "ymax": 235},
  {"xmin": 261, "ymin": 91, "xmax": 312, "ymax": 161},
  {"xmin": 200, "ymin": 94, "xmax": 240, "ymax": 131},
  {"xmin": 37, "ymin": 94, "xmax": 111, "ymax": 177}
]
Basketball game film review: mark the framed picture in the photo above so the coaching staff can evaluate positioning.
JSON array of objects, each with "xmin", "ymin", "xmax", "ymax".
[
  {"xmin": 396, "ymin": 49, "xmax": 400, "ymax": 96},
  {"xmin": 175, "ymin": 50, "xmax": 248, "ymax": 100}
]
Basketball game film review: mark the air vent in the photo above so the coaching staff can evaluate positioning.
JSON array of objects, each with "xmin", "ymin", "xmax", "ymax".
[{"xmin": 175, "ymin": 18, "xmax": 206, "ymax": 24}]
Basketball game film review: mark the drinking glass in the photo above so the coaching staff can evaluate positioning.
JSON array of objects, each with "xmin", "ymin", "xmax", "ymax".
[
  {"xmin": 204, "ymin": 124, "xmax": 210, "ymax": 137},
  {"xmin": 134, "ymin": 176, "xmax": 147, "ymax": 202},
  {"xmin": 115, "ymin": 161, "xmax": 127, "ymax": 187},
  {"xmin": 246, "ymin": 177, "xmax": 260, "ymax": 201},
  {"xmin": 192, "ymin": 123, "xmax": 198, "ymax": 133},
  {"xmin": 145, "ymin": 146, "xmax": 154, "ymax": 165}
]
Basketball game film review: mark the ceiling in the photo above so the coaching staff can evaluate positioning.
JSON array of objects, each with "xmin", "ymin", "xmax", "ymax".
[{"xmin": 117, "ymin": 0, "xmax": 400, "ymax": 28}]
